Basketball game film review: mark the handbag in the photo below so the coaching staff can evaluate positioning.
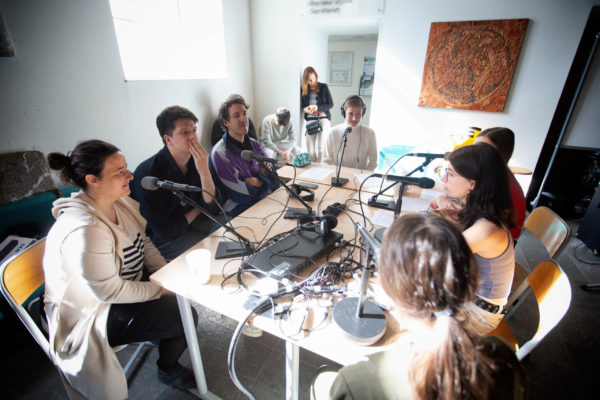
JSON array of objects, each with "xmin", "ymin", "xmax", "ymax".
[{"xmin": 306, "ymin": 120, "xmax": 322, "ymax": 136}]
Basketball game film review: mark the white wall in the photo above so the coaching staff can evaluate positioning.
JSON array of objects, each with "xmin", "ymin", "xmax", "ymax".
[
  {"xmin": 327, "ymin": 39, "xmax": 378, "ymax": 126},
  {"xmin": 249, "ymin": 0, "xmax": 302, "ymax": 134},
  {"xmin": 370, "ymin": 0, "xmax": 600, "ymax": 189},
  {"xmin": 0, "ymin": 0, "xmax": 255, "ymax": 170}
]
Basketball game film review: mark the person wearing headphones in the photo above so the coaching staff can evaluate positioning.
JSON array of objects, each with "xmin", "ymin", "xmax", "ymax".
[{"xmin": 323, "ymin": 95, "xmax": 378, "ymax": 171}]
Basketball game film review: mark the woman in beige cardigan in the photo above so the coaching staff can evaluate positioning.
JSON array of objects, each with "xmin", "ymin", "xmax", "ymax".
[{"xmin": 43, "ymin": 140, "xmax": 196, "ymax": 399}]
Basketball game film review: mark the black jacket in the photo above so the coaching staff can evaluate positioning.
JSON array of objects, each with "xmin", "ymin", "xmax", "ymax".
[{"xmin": 300, "ymin": 82, "xmax": 333, "ymax": 121}]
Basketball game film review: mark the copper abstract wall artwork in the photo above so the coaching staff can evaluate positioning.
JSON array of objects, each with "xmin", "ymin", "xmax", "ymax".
[{"xmin": 418, "ymin": 19, "xmax": 528, "ymax": 111}]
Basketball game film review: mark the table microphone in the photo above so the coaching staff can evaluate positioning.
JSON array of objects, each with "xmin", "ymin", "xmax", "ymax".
[
  {"xmin": 408, "ymin": 152, "xmax": 450, "ymax": 160},
  {"xmin": 240, "ymin": 150, "xmax": 292, "ymax": 167},
  {"xmin": 141, "ymin": 176, "xmax": 202, "ymax": 192},
  {"xmin": 371, "ymin": 174, "xmax": 435, "ymax": 189},
  {"xmin": 331, "ymin": 127, "xmax": 352, "ymax": 187}
]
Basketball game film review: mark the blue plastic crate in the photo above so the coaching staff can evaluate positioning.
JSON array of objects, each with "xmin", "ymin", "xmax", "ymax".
[{"xmin": 377, "ymin": 145, "xmax": 415, "ymax": 174}]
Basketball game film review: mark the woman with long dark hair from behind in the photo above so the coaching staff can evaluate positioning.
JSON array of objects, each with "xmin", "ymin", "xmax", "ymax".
[
  {"xmin": 329, "ymin": 214, "xmax": 526, "ymax": 399},
  {"xmin": 431, "ymin": 143, "xmax": 516, "ymax": 335},
  {"xmin": 44, "ymin": 140, "xmax": 197, "ymax": 399}
]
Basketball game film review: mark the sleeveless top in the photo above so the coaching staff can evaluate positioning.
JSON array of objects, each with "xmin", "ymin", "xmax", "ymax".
[{"xmin": 474, "ymin": 223, "xmax": 515, "ymax": 302}]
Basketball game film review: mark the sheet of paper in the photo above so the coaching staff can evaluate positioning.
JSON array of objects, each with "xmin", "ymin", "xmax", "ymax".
[
  {"xmin": 398, "ymin": 196, "xmax": 431, "ymax": 213},
  {"xmin": 299, "ymin": 167, "xmax": 334, "ymax": 181},
  {"xmin": 371, "ymin": 210, "xmax": 395, "ymax": 227}
]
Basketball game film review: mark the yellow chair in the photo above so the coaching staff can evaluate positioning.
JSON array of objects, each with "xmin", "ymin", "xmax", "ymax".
[
  {"xmin": 0, "ymin": 238, "xmax": 148, "ymax": 397},
  {"xmin": 511, "ymin": 206, "xmax": 570, "ymax": 303},
  {"xmin": 489, "ymin": 259, "xmax": 572, "ymax": 361}
]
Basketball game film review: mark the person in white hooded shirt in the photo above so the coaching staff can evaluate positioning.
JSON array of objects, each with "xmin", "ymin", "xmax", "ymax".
[
  {"xmin": 43, "ymin": 140, "xmax": 197, "ymax": 399},
  {"xmin": 323, "ymin": 95, "xmax": 378, "ymax": 171}
]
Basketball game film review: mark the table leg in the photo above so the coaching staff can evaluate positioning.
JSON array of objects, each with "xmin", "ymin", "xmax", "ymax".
[
  {"xmin": 176, "ymin": 294, "xmax": 221, "ymax": 400},
  {"xmin": 285, "ymin": 341, "xmax": 299, "ymax": 400}
]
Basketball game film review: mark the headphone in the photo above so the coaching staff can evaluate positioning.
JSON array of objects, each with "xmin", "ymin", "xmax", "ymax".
[
  {"xmin": 297, "ymin": 214, "xmax": 338, "ymax": 237},
  {"xmin": 290, "ymin": 184, "xmax": 315, "ymax": 202},
  {"xmin": 340, "ymin": 95, "xmax": 367, "ymax": 118}
]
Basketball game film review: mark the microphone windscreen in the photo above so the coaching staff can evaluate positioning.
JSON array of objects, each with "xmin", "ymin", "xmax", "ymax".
[
  {"xmin": 141, "ymin": 176, "xmax": 159, "ymax": 190},
  {"xmin": 322, "ymin": 214, "xmax": 338, "ymax": 229},
  {"xmin": 419, "ymin": 177, "xmax": 436, "ymax": 189},
  {"xmin": 241, "ymin": 150, "xmax": 254, "ymax": 161}
]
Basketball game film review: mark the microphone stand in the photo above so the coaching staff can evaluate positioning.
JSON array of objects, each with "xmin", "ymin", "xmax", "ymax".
[
  {"xmin": 331, "ymin": 131, "xmax": 350, "ymax": 187},
  {"xmin": 258, "ymin": 161, "xmax": 315, "ymax": 218},
  {"xmin": 169, "ymin": 190, "xmax": 253, "ymax": 259},
  {"xmin": 368, "ymin": 156, "xmax": 437, "ymax": 211},
  {"xmin": 332, "ymin": 227, "xmax": 386, "ymax": 345}
]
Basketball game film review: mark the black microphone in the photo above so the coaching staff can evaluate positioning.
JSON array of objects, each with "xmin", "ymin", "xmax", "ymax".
[
  {"xmin": 331, "ymin": 127, "xmax": 352, "ymax": 187},
  {"xmin": 141, "ymin": 176, "xmax": 202, "ymax": 192},
  {"xmin": 240, "ymin": 150, "xmax": 292, "ymax": 167},
  {"xmin": 408, "ymin": 152, "xmax": 450, "ymax": 160},
  {"xmin": 371, "ymin": 173, "xmax": 435, "ymax": 189},
  {"xmin": 355, "ymin": 222, "xmax": 380, "ymax": 263}
]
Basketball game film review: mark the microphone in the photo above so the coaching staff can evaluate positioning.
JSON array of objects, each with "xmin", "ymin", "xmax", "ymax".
[
  {"xmin": 371, "ymin": 173, "xmax": 435, "ymax": 189},
  {"xmin": 241, "ymin": 150, "xmax": 291, "ymax": 167},
  {"xmin": 331, "ymin": 127, "xmax": 352, "ymax": 187},
  {"xmin": 141, "ymin": 176, "xmax": 202, "ymax": 192},
  {"xmin": 355, "ymin": 222, "xmax": 380, "ymax": 263},
  {"xmin": 408, "ymin": 152, "xmax": 450, "ymax": 160}
]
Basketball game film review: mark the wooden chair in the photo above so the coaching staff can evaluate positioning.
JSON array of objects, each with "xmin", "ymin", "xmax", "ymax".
[
  {"xmin": 511, "ymin": 206, "xmax": 570, "ymax": 303},
  {"xmin": 0, "ymin": 238, "xmax": 148, "ymax": 396},
  {"xmin": 489, "ymin": 259, "xmax": 572, "ymax": 361}
]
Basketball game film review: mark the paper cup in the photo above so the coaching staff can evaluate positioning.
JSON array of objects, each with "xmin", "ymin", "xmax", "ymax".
[{"xmin": 185, "ymin": 249, "xmax": 211, "ymax": 284}]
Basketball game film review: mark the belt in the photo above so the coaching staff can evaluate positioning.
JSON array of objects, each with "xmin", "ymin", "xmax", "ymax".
[{"xmin": 473, "ymin": 296, "xmax": 507, "ymax": 315}]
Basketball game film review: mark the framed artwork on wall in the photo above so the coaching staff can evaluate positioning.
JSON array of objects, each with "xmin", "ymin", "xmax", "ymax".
[
  {"xmin": 329, "ymin": 51, "xmax": 353, "ymax": 86},
  {"xmin": 418, "ymin": 18, "xmax": 529, "ymax": 112}
]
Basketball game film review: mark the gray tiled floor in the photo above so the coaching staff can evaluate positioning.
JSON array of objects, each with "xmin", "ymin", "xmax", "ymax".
[{"xmin": 2, "ymin": 219, "xmax": 600, "ymax": 399}]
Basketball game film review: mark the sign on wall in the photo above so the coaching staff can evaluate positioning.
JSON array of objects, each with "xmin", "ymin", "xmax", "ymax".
[{"xmin": 329, "ymin": 51, "xmax": 353, "ymax": 86}]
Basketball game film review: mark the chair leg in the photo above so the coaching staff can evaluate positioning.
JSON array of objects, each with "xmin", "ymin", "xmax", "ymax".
[{"xmin": 123, "ymin": 342, "xmax": 146, "ymax": 375}]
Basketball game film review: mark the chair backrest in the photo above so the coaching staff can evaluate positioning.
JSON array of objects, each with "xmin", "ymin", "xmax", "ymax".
[
  {"xmin": 489, "ymin": 259, "xmax": 572, "ymax": 361},
  {"xmin": 0, "ymin": 239, "xmax": 50, "ymax": 358},
  {"xmin": 524, "ymin": 206, "xmax": 570, "ymax": 258}
]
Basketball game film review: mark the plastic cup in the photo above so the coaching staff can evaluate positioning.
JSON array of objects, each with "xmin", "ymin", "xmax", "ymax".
[{"xmin": 185, "ymin": 249, "xmax": 211, "ymax": 284}]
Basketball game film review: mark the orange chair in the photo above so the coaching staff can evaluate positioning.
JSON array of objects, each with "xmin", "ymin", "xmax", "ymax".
[
  {"xmin": 511, "ymin": 206, "xmax": 570, "ymax": 303},
  {"xmin": 1, "ymin": 238, "xmax": 148, "ymax": 398},
  {"xmin": 489, "ymin": 259, "xmax": 571, "ymax": 361}
]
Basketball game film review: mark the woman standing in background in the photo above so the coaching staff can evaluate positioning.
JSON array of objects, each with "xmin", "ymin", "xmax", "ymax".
[{"xmin": 301, "ymin": 66, "xmax": 333, "ymax": 163}]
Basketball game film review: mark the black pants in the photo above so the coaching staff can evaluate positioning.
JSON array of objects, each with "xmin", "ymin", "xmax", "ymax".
[{"xmin": 106, "ymin": 295, "xmax": 198, "ymax": 371}]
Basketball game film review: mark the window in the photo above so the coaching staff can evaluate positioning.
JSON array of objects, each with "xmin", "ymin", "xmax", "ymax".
[{"xmin": 109, "ymin": 0, "xmax": 227, "ymax": 81}]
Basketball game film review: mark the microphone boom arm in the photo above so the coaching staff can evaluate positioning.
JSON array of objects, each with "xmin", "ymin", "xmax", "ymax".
[
  {"xmin": 258, "ymin": 161, "xmax": 314, "ymax": 217},
  {"xmin": 169, "ymin": 190, "xmax": 253, "ymax": 258},
  {"xmin": 368, "ymin": 157, "xmax": 436, "ymax": 210}
]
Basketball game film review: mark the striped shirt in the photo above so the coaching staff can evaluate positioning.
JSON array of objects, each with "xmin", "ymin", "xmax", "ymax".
[{"xmin": 111, "ymin": 206, "xmax": 145, "ymax": 281}]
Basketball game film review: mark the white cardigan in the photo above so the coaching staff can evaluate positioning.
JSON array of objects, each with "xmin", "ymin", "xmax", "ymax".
[{"xmin": 43, "ymin": 191, "xmax": 165, "ymax": 399}]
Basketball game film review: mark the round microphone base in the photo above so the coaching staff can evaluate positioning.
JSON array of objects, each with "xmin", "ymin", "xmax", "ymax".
[
  {"xmin": 374, "ymin": 227, "xmax": 387, "ymax": 242},
  {"xmin": 332, "ymin": 297, "xmax": 386, "ymax": 345}
]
